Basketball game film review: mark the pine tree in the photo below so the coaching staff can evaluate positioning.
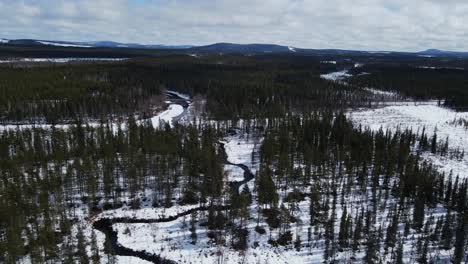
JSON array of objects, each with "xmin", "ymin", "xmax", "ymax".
[
  {"xmin": 90, "ymin": 230, "xmax": 100, "ymax": 264},
  {"xmin": 413, "ymin": 190, "xmax": 425, "ymax": 230},
  {"xmin": 395, "ymin": 241, "xmax": 404, "ymax": 264},
  {"xmin": 190, "ymin": 211, "xmax": 198, "ymax": 245},
  {"xmin": 453, "ymin": 213, "xmax": 467, "ymax": 264},
  {"xmin": 441, "ymin": 209, "xmax": 453, "ymax": 249},
  {"xmin": 295, "ymin": 234, "xmax": 301, "ymax": 251},
  {"xmin": 76, "ymin": 225, "xmax": 89, "ymax": 264},
  {"xmin": 365, "ymin": 229, "xmax": 378, "ymax": 264},
  {"xmin": 338, "ymin": 206, "xmax": 348, "ymax": 249}
]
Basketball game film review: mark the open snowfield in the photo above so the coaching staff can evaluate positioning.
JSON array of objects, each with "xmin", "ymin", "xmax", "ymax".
[
  {"xmin": 320, "ymin": 70, "xmax": 351, "ymax": 82},
  {"xmin": 220, "ymin": 130, "xmax": 262, "ymax": 177},
  {"xmin": 348, "ymin": 102, "xmax": 468, "ymax": 179},
  {"xmin": 150, "ymin": 104, "xmax": 184, "ymax": 127},
  {"xmin": 113, "ymin": 213, "xmax": 325, "ymax": 264},
  {"xmin": 224, "ymin": 164, "xmax": 245, "ymax": 182}
]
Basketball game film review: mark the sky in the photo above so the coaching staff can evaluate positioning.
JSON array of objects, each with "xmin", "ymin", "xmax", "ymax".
[{"xmin": 1, "ymin": 0, "xmax": 467, "ymax": 51}]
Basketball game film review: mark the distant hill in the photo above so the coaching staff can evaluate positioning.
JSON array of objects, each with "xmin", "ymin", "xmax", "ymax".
[
  {"xmin": 0, "ymin": 38, "xmax": 193, "ymax": 49},
  {"xmin": 2, "ymin": 38, "xmax": 468, "ymax": 57},
  {"xmin": 418, "ymin": 49, "xmax": 468, "ymax": 57},
  {"xmin": 191, "ymin": 43, "xmax": 296, "ymax": 53}
]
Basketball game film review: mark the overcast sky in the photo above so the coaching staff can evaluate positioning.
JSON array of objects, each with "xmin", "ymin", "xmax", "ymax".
[{"xmin": 1, "ymin": 0, "xmax": 467, "ymax": 51}]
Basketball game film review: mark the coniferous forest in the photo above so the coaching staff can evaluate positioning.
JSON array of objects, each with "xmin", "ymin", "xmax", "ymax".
[{"xmin": 0, "ymin": 50, "xmax": 466, "ymax": 264}]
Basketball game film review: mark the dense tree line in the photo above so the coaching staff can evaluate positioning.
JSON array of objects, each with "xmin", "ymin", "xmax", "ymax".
[
  {"xmin": 0, "ymin": 63, "xmax": 164, "ymax": 123},
  {"xmin": 0, "ymin": 55, "xmax": 376, "ymax": 123},
  {"xmin": 348, "ymin": 64, "xmax": 468, "ymax": 109}
]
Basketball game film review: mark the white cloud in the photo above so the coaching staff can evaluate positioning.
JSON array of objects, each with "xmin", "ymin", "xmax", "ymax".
[{"xmin": 0, "ymin": 0, "xmax": 467, "ymax": 51}]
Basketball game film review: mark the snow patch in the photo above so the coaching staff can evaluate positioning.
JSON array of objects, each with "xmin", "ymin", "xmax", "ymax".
[
  {"xmin": 38, "ymin": 41, "xmax": 92, "ymax": 48},
  {"xmin": 363, "ymin": 87, "xmax": 397, "ymax": 96},
  {"xmin": 320, "ymin": 70, "xmax": 351, "ymax": 81},
  {"xmin": 149, "ymin": 104, "xmax": 184, "ymax": 128}
]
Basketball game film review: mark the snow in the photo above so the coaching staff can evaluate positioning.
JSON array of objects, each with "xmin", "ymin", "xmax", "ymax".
[
  {"xmin": 37, "ymin": 41, "xmax": 92, "ymax": 48},
  {"xmin": 320, "ymin": 69, "xmax": 401, "ymax": 100},
  {"xmin": 0, "ymin": 38, "xmax": 9, "ymax": 43},
  {"xmin": 320, "ymin": 60, "xmax": 336, "ymax": 64},
  {"xmin": 363, "ymin": 87, "xmax": 397, "ymax": 96},
  {"xmin": 113, "ymin": 221, "xmax": 310, "ymax": 264},
  {"xmin": 166, "ymin": 90, "xmax": 191, "ymax": 101},
  {"xmin": 150, "ymin": 104, "xmax": 184, "ymax": 127},
  {"xmin": 116, "ymin": 256, "xmax": 152, "ymax": 264},
  {"xmin": 320, "ymin": 70, "xmax": 351, "ymax": 82},
  {"xmin": 417, "ymin": 66, "xmax": 464, "ymax": 70},
  {"xmin": 349, "ymin": 102, "xmax": 468, "ymax": 179},
  {"xmin": 219, "ymin": 132, "xmax": 259, "ymax": 168},
  {"xmin": 97, "ymin": 204, "xmax": 200, "ymax": 221},
  {"xmin": 224, "ymin": 164, "xmax": 245, "ymax": 182},
  {"xmin": 288, "ymin": 46, "xmax": 296, "ymax": 52}
]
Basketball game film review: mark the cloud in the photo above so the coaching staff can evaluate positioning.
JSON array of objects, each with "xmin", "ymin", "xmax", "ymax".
[{"xmin": 0, "ymin": 0, "xmax": 467, "ymax": 51}]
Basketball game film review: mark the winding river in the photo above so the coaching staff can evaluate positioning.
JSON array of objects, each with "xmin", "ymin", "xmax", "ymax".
[{"xmin": 92, "ymin": 91, "xmax": 257, "ymax": 263}]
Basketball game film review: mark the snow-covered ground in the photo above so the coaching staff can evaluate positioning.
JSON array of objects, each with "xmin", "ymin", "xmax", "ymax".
[
  {"xmin": 362, "ymin": 87, "xmax": 397, "ymax": 97},
  {"xmin": 320, "ymin": 70, "xmax": 351, "ymax": 82},
  {"xmin": 417, "ymin": 66, "xmax": 465, "ymax": 70},
  {"xmin": 349, "ymin": 102, "xmax": 468, "ymax": 179},
  {"xmin": 220, "ymin": 130, "xmax": 262, "ymax": 176},
  {"xmin": 37, "ymin": 41, "xmax": 92, "ymax": 48},
  {"xmin": 150, "ymin": 104, "xmax": 184, "ymax": 127},
  {"xmin": 224, "ymin": 164, "xmax": 245, "ymax": 182},
  {"xmin": 320, "ymin": 69, "xmax": 402, "ymax": 101},
  {"xmin": 220, "ymin": 135, "xmax": 255, "ymax": 165},
  {"xmin": 96, "ymin": 204, "xmax": 200, "ymax": 221},
  {"xmin": 166, "ymin": 90, "xmax": 191, "ymax": 101}
]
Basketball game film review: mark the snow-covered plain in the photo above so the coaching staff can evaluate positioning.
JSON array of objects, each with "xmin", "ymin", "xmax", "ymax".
[{"xmin": 349, "ymin": 102, "xmax": 468, "ymax": 179}]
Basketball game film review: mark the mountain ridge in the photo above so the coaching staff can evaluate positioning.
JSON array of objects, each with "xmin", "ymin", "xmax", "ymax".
[{"xmin": 2, "ymin": 38, "xmax": 468, "ymax": 56}]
